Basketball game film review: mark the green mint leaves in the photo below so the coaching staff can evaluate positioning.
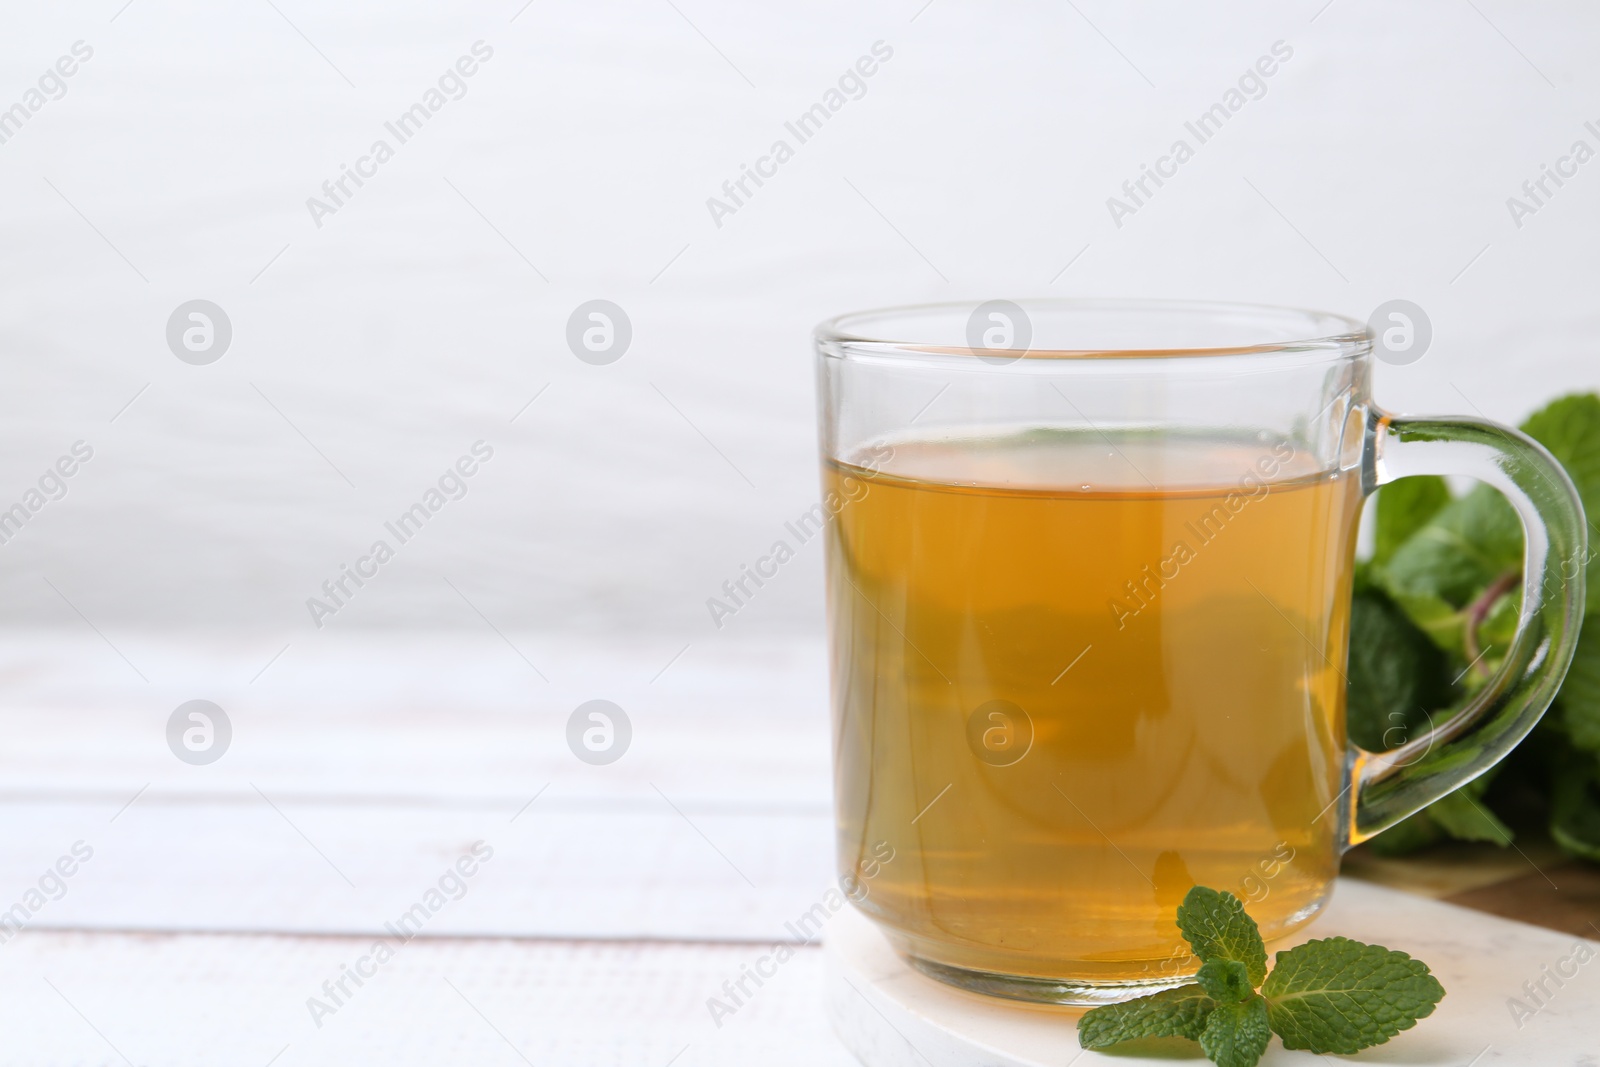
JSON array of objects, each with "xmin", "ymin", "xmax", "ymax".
[
  {"xmin": 1196, "ymin": 958, "xmax": 1254, "ymax": 1003},
  {"xmin": 1177, "ymin": 887, "xmax": 1268, "ymax": 986},
  {"xmin": 1199, "ymin": 997, "xmax": 1272, "ymax": 1067},
  {"xmin": 1078, "ymin": 887, "xmax": 1444, "ymax": 1066},
  {"xmin": 1261, "ymin": 936, "xmax": 1447, "ymax": 1054},
  {"xmin": 1351, "ymin": 391, "xmax": 1600, "ymax": 859},
  {"xmin": 1076, "ymin": 984, "xmax": 1214, "ymax": 1048}
]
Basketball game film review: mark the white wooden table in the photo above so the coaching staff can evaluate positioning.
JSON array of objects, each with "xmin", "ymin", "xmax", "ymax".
[
  {"xmin": 1, "ymin": 632, "xmax": 1594, "ymax": 1065},
  {"xmin": 0, "ymin": 633, "xmax": 858, "ymax": 1065}
]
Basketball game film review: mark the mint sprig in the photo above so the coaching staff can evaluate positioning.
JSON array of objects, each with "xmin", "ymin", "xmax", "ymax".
[{"xmin": 1078, "ymin": 887, "xmax": 1444, "ymax": 1066}]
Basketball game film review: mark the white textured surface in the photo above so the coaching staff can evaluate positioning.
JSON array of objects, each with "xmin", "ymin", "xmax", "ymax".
[
  {"xmin": 827, "ymin": 879, "xmax": 1600, "ymax": 1066},
  {"xmin": 0, "ymin": 634, "xmax": 833, "ymax": 939},
  {"xmin": 0, "ymin": 930, "xmax": 858, "ymax": 1067},
  {"xmin": 0, "ymin": 635, "xmax": 855, "ymax": 1062}
]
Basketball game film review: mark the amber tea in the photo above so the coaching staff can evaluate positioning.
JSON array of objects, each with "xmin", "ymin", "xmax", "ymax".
[{"xmin": 825, "ymin": 428, "xmax": 1363, "ymax": 985}]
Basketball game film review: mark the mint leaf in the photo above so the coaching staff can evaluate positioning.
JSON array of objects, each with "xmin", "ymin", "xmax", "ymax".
[
  {"xmin": 1197, "ymin": 958, "xmax": 1254, "ymax": 1004},
  {"xmin": 1383, "ymin": 484, "xmax": 1522, "ymax": 607},
  {"xmin": 1521, "ymin": 394, "xmax": 1600, "ymax": 858},
  {"xmin": 1561, "ymin": 615, "xmax": 1600, "ymax": 752},
  {"xmin": 1521, "ymin": 393, "xmax": 1600, "ymax": 615},
  {"xmin": 1199, "ymin": 995, "xmax": 1272, "ymax": 1067},
  {"xmin": 1374, "ymin": 475, "xmax": 1451, "ymax": 567},
  {"xmin": 1366, "ymin": 808, "xmax": 1446, "ymax": 856},
  {"xmin": 1425, "ymin": 778, "xmax": 1512, "ymax": 846},
  {"xmin": 1077, "ymin": 984, "xmax": 1214, "ymax": 1049},
  {"xmin": 1177, "ymin": 887, "xmax": 1267, "ymax": 986},
  {"xmin": 1262, "ymin": 936, "xmax": 1445, "ymax": 1053},
  {"xmin": 1389, "ymin": 589, "xmax": 1469, "ymax": 655},
  {"xmin": 1474, "ymin": 589, "xmax": 1522, "ymax": 668},
  {"xmin": 1551, "ymin": 750, "xmax": 1600, "ymax": 861},
  {"xmin": 1346, "ymin": 587, "xmax": 1455, "ymax": 753}
]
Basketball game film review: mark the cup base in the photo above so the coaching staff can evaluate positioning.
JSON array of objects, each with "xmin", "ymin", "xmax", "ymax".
[{"xmin": 900, "ymin": 951, "xmax": 1194, "ymax": 1006}]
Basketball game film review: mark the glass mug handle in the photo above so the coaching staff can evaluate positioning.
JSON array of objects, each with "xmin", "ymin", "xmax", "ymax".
[{"xmin": 1348, "ymin": 409, "xmax": 1588, "ymax": 844}]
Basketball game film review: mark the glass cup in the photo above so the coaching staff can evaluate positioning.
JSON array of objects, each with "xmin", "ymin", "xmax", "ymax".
[{"xmin": 813, "ymin": 299, "xmax": 1586, "ymax": 1004}]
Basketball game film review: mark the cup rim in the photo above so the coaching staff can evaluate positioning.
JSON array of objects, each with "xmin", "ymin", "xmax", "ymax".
[{"xmin": 814, "ymin": 298, "xmax": 1371, "ymax": 362}]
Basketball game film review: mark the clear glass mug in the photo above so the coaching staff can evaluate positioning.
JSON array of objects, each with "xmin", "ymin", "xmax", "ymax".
[{"xmin": 814, "ymin": 300, "xmax": 1586, "ymax": 1004}]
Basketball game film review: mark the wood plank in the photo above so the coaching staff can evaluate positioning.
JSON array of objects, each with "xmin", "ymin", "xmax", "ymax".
[{"xmin": 0, "ymin": 930, "xmax": 857, "ymax": 1066}]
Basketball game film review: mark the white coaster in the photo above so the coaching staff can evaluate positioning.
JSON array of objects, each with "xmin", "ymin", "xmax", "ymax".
[{"xmin": 824, "ymin": 878, "xmax": 1599, "ymax": 1066}]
